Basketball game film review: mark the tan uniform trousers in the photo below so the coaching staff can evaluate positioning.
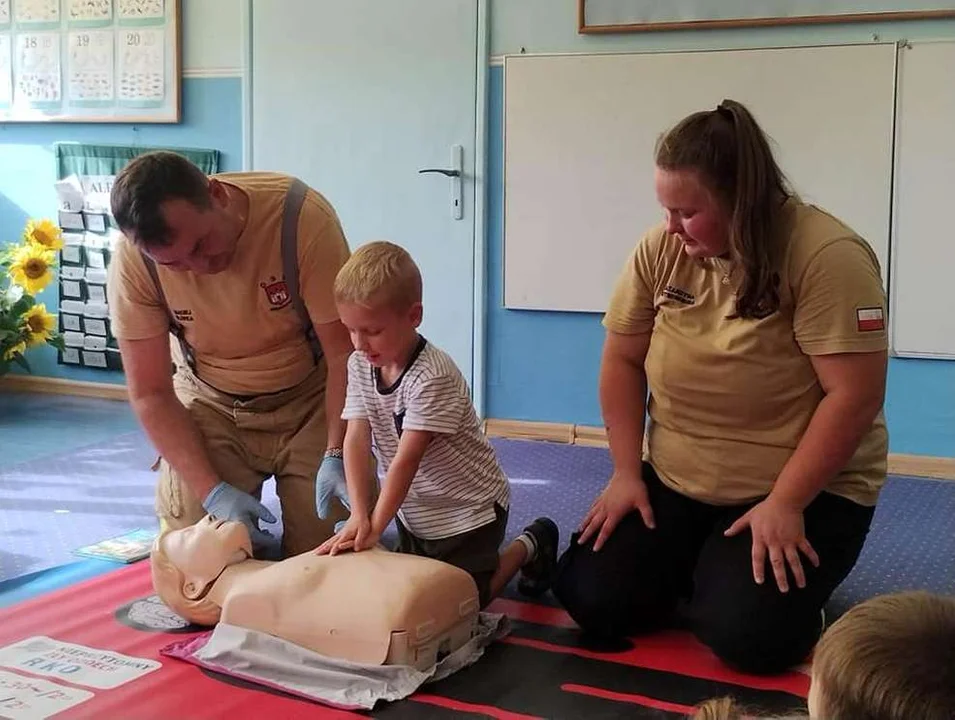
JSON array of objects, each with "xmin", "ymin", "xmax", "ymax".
[{"xmin": 155, "ymin": 360, "xmax": 350, "ymax": 557}]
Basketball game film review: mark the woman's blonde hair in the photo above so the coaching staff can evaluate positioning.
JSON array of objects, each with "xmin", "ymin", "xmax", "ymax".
[
  {"xmin": 149, "ymin": 532, "xmax": 223, "ymax": 626},
  {"xmin": 655, "ymin": 99, "xmax": 793, "ymax": 320},
  {"xmin": 812, "ymin": 591, "xmax": 955, "ymax": 720},
  {"xmin": 692, "ymin": 697, "xmax": 806, "ymax": 720}
]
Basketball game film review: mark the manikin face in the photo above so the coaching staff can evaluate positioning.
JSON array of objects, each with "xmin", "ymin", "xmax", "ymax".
[
  {"xmin": 162, "ymin": 515, "xmax": 252, "ymax": 599},
  {"xmin": 140, "ymin": 180, "xmax": 241, "ymax": 274},
  {"xmin": 337, "ymin": 300, "xmax": 422, "ymax": 368},
  {"xmin": 654, "ymin": 166, "xmax": 730, "ymax": 258}
]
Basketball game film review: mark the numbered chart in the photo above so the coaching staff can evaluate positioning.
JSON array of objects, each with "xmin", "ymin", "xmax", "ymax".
[
  {"xmin": 68, "ymin": 30, "xmax": 113, "ymax": 103},
  {"xmin": 118, "ymin": 28, "xmax": 163, "ymax": 104},
  {"xmin": 0, "ymin": 0, "xmax": 178, "ymax": 122},
  {"xmin": 0, "ymin": 34, "xmax": 10, "ymax": 106},
  {"xmin": 15, "ymin": 32, "xmax": 60, "ymax": 105},
  {"xmin": 68, "ymin": 0, "xmax": 112, "ymax": 27}
]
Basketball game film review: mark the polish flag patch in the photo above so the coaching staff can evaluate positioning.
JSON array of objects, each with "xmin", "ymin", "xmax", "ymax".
[{"xmin": 856, "ymin": 307, "xmax": 885, "ymax": 332}]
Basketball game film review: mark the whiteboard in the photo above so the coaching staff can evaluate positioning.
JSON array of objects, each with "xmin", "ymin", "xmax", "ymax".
[
  {"xmin": 503, "ymin": 44, "xmax": 897, "ymax": 312},
  {"xmin": 890, "ymin": 41, "xmax": 955, "ymax": 359}
]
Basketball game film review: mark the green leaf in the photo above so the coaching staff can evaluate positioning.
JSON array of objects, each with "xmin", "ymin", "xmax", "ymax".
[
  {"xmin": 11, "ymin": 295, "xmax": 35, "ymax": 317},
  {"xmin": 12, "ymin": 352, "xmax": 31, "ymax": 373},
  {"xmin": 50, "ymin": 335, "xmax": 66, "ymax": 352}
]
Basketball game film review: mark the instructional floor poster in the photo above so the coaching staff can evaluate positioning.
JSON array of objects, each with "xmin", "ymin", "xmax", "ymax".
[{"xmin": 0, "ymin": 670, "xmax": 93, "ymax": 719}]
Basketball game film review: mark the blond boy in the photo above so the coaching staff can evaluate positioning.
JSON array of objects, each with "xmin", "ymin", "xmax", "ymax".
[{"xmin": 315, "ymin": 241, "xmax": 558, "ymax": 608}]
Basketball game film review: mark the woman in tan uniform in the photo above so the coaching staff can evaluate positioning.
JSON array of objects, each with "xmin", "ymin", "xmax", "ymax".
[{"xmin": 551, "ymin": 99, "xmax": 889, "ymax": 674}]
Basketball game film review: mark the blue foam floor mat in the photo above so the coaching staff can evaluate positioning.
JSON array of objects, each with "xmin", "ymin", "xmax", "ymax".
[{"xmin": 0, "ymin": 420, "xmax": 952, "ymax": 615}]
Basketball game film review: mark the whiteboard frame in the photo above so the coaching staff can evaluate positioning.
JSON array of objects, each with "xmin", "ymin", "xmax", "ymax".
[
  {"xmin": 578, "ymin": 0, "xmax": 955, "ymax": 34},
  {"xmin": 887, "ymin": 38, "xmax": 955, "ymax": 360},
  {"xmin": 502, "ymin": 41, "xmax": 898, "ymax": 314},
  {"xmin": 0, "ymin": 0, "xmax": 181, "ymax": 124}
]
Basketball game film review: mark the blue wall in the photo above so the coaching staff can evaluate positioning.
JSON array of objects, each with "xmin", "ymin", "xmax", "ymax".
[
  {"xmin": 1, "ymin": 76, "xmax": 243, "ymax": 384},
  {"xmin": 483, "ymin": 64, "xmax": 955, "ymax": 458}
]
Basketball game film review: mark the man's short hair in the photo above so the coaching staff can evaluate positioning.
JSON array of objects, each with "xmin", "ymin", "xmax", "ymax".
[
  {"xmin": 110, "ymin": 151, "xmax": 211, "ymax": 248},
  {"xmin": 334, "ymin": 241, "xmax": 422, "ymax": 310}
]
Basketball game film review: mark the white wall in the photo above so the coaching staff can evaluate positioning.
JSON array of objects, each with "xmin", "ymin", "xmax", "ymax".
[{"xmin": 182, "ymin": 0, "xmax": 244, "ymax": 74}]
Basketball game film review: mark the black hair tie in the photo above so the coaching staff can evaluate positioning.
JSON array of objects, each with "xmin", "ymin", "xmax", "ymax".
[{"xmin": 716, "ymin": 103, "xmax": 733, "ymax": 120}]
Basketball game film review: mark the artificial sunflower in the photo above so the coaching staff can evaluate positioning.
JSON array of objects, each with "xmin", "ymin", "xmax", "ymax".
[
  {"xmin": 3, "ymin": 341, "xmax": 26, "ymax": 361},
  {"xmin": 8, "ymin": 243, "xmax": 55, "ymax": 295},
  {"xmin": 23, "ymin": 303, "xmax": 56, "ymax": 346},
  {"xmin": 24, "ymin": 218, "xmax": 64, "ymax": 251}
]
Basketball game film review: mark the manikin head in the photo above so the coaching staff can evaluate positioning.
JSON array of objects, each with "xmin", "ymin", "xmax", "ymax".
[
  {"xmin": 653, "ymin": 99, "xmax": 793, "ymax": 320},
  {"xmin": 150, "ymin": 515, "xmax": 253, "ymax": 625},
  {"xmin": 333, "ymin": 240, "xmax": 424, "ymax": 369},
  {"xmin": 110, "ymin": 151, "xmax": 246, "ymax": 274}
]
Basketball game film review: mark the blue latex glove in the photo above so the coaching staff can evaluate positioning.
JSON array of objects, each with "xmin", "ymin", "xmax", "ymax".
[
  {"xmin": 202, "ymin": 482, "xmax": 277, "ymax": 552},
  {"xmin": 315, "ymin": 455, "xmax": 350, "ymax": 519}
]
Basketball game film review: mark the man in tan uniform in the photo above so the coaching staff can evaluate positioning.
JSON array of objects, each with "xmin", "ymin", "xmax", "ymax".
[{"xmin": 107, "ymin": 151, "xmax": 354, "ymax": 557}]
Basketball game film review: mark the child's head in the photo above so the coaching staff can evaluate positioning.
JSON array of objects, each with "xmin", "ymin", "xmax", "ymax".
[
  {"xmin": 334, "ymin": 241, "xmax": 423, "ymax": 367},
  {"xmin": 691, "ymin": 591, "xmax": 955, "ymax": 720},
  {"xmin": 809, "ymin": 590, "xmax": 955, "ymax": 720}
]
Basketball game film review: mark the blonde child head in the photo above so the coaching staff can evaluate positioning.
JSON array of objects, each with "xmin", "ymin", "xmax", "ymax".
[
  {"xmin": 334, "ymin": 240, "xmax": 422, "ymax": 312},
  {"xmin": 691, "ymin": 591, "xmax": 955, "ymax": 720}
]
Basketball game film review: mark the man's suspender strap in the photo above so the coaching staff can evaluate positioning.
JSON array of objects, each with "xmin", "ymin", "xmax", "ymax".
[
  {"xmin": 142, "ymin": 258, "xmax": 198, "ymax": 373},
  {"xmin": 281, "ymin": 178, "xmax": 324, "ymax": 365},
  {"xmin": 140, "ymin": 177, "xmax": 323, "ymax": 378}
]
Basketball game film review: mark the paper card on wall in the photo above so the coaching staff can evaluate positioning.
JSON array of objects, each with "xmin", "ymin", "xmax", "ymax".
[
  {"xmin": 83, "ymin": 335, "xmax": 107, "ymax": 351},
  {"xmin": 83, "ymin": 317, "xmax": 107, "ymax": 336},
  {"xmin": 59, "ymin": 212, "xmax": 85, "ymax": 231},
  {"xmin": 61, "ymin": 244, "xmax": 83, "ymax": 264},
  {"xmin": 61, "ymin": 314, "xmax": 82, "ymax": 332},
  {"xmin": 79, "ymin": 175, "xmax": 113, "ymax": 213},
  {"xmin": 60, "ymin": 266, "xmax": 85, "ymax": 281},
  {"xmin": 82, "ymin": 351, "xmax": 107, "ymax": 368},
  {"xmin": 55, "ymin": 175, "xmax": 85, "ymax": 212},
  {"xmin": 0, "ymin": 34, "xmax": 11, "ymax": 107},
  {"xmin": 0, "ymin": 0, "xmax": 10, "ymax": 27},
  {"xmin": 68, "ymin": 0, "xmax": 112, "ymax": 26},
  {"xmin": 61, "ymin": 279, "xmax": 83, "ymax": 299},
  {"xmin": 0, "ymin": 669, "xmax": 94, "ymax": 719},
  {"xmin": 85, "ymin": 267, "xmax": 108, "ymax": 284},
  {"xmin": 15, "ymin": 32, "xmax": 60, "ymax": 105},
  {"xmin": 85, "ymin": 284, "xmax": 107, "ymax": 304},
  {"xmin": 0, "ymin": 637, "xmax": 160, "ymax": 690},
  {"xmin": 61, "ymin": 347, "xmax": 81, "ymax": 364},
  {"xmin": 13, "ymin": 0, "xmax": 59, "ymax": 26},
  {"xmin": 118, "ymin": 28, "xmax": 164, "ymax": 104},
  {"xmin": 84, "ymin": 246, "xmax": 105, "ymax": 269},
  {"xmin": 83, "ymin": 302, "xmax": 109, "ymax": 319},
  {"xmin": 118, "ymin": 0, "xmax": 164, "ymax": 24},
  {"xmin": 68, "ymin": 30, "xmax": 114, "ymax": 103},
  {"xmin": 63, "ymin": 331, "xmax": 85, "ymax": 348},
  {"xmin": 60, "ymin": 300, "xmax": 86, "ymax": 315},
  {"xmin": 83, "ymin": 213, "xmax": 107, "ymax": 232}
]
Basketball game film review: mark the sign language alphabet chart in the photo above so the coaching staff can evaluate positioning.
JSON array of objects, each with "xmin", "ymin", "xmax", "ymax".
[
  {"xmin": 15, "ymin": 32, "xmax": 60, "ymax": 105},
  {"xmin": 69, "ymin": 29, "xmax": 114, "ymax": 103}
]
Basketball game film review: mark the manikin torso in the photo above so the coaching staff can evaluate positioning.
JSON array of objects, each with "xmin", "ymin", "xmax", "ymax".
[{"xmin": 156, "ymin": 516, "xmax": 480, "ymax": 667}]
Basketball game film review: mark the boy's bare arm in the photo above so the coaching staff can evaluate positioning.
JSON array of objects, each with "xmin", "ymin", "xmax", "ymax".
[
  {"xmin": 343, "ymin": 419, "xmax": 376, "ymax": 516},
  {"xmin": 370, "ymin": 429, "xmax": 433, "ymax": 535}
]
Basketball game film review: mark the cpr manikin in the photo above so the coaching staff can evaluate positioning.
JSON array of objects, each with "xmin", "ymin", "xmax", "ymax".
[{"xmin": 150, "ymin": 515, "xmax": 481, "ymax": 670}]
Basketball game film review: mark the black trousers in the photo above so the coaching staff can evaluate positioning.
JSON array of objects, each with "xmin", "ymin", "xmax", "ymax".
[{"xmin": 552, "ymin": 463, "xmax": 875, "ymax": 675}]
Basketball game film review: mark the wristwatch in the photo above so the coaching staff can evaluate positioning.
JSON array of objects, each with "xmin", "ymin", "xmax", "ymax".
[{"xmin": 324, "ymin": 447, "xmax": 343, "ymax": 459}]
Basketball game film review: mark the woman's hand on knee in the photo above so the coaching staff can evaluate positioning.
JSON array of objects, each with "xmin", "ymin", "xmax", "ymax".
[
  {"xmin": 724, "ymin": 497, "xmax": 820, "ymax": 593},
  {"xmin": 578, "ymin": 471, "xmax": 656, "ymax": 551}
]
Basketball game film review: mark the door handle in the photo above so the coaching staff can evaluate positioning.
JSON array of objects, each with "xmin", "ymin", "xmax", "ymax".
[
  {"xmin": 418, "ymin": 168, "xmax": 460, "ymax": 177},
  {"xmin": 418, "ymin": 144, "xmax": 463, "ymax": 220}
]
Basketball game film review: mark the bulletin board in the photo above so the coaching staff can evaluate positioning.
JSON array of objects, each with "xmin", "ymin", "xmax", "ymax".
[
  {"xmin": 578, "ymin": 0, "xmax": 955, "ymax": 33},
  {"xmin": 0, "ymin": 0, "xmax": 181, "ymax": 123}
]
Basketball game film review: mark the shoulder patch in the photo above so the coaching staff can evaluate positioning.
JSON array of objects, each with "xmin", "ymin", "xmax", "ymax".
[{"xmin": 856, "ymin": 306, "xmax": 885, "ymax": 332}]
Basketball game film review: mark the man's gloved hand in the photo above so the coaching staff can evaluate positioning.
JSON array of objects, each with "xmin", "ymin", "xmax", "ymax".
[
  {"xmin": 202, "ymin": 482, "xmax": 278, "ymax": 553},
  {"xmin": 315, "ymin": 455, "xmax": 350, "ymax": 519}
]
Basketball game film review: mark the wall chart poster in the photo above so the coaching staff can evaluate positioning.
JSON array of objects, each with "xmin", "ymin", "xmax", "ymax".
[{"xmin": 0, "ymin": 0, "xmax": 179, "ymax": 122}]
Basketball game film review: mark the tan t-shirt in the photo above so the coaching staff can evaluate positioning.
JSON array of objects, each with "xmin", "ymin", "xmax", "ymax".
[
  {"xmin": 107, "ymin": 172, "xmax": 350, "ymax": 395},
  {"xmin": 604, "ymin": 200, "xmax": 888, "ymax": 507}
]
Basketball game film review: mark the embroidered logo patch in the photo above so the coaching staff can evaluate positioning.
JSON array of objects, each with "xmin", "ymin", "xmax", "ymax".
[
  {"xmin": 260, "ymin": 277, "xmax": 290, "ymax": 310},
  {"xmin": 662, "ymin": 285, "xmax": 695, "ymax": 305},
  {"xmin": 856, "ymin": 307, "xmax": 885, "ymax": 332},
  {"xmin": 173, "ymin": 309, "xmax": 193, "ymax": 323}
]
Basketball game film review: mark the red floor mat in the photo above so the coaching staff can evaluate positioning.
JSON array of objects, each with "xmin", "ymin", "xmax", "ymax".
[{"xmin": 0, "ymin": 562, "xmax": 809, "ymax": 718}]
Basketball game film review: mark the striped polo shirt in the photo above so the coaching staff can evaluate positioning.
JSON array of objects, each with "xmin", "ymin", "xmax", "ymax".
[{"xmin": 342, "ymin": 337, "xmax": 510, "ymax": 540}]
